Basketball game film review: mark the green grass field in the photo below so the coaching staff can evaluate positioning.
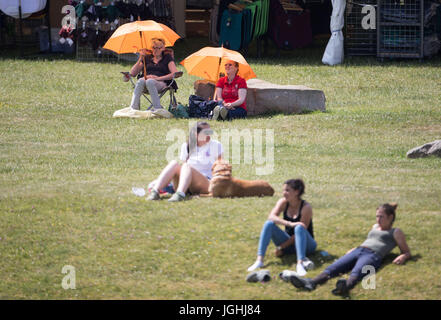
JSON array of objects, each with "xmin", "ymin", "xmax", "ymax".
[{"xmin": 0, "ymin": 39, "xmax": 440, "ymax": 300}]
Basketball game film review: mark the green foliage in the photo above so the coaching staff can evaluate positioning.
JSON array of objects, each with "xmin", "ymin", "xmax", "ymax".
[{"xmin": 0, "ymin": 41, "xmax": 440, "ymax": 299}]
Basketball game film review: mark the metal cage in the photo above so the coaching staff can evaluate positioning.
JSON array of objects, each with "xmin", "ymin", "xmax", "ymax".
[
  {"xmin": 345, "ymin": 0, "xmax": 378, "ymax": 56},
  {"xmin": 377, "ymin": 0, "xmax": 424, "ymax": 59}
]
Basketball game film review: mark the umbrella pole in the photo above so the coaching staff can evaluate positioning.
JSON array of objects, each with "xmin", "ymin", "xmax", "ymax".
[
  {"xmin": 212, "ymin": 58, "xmax": 223, "ymax": 100},
  {"xmin": 217, "ymin": 58, "xmax": 221, "ymax": 80},
  {"xmin": 140, "ymin": 31, "xmax": 147, "ymax": 80},
  {"xmin": 216, "ymin": 58, "xmax": 222, "ymax": 81}
]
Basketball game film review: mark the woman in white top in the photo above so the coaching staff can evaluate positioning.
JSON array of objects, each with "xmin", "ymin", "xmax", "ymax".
[{"xmin": 147, "ymin": 121, "xmax": 223, "ymax": 202}]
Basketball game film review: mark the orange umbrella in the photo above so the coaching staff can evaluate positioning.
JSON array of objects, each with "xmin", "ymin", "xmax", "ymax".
[
  {"xmin": 180, "ymin": 46, "xmax": 256, "ymax": 82},
  {"xmin": 103, "ymin": 20, "xmax": 180, "ymax": 54}
]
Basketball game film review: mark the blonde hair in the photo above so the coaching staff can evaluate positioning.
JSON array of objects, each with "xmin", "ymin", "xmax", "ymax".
[{"xmin": 151, "ymin": 38, "xmax": 165, "ymax": 49}]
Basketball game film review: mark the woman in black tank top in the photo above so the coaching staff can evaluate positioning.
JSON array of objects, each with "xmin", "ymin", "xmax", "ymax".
[
  {"xmin": 283, "ymin": 200, "xmax": 314, "ymax": 238},
  {"xmin": 127, "ymin": 38, "xmax": 178, "ymax": 111},
  {"xmin": 247, "ymin": 179, "xmax": 317, "ymax": 276}
]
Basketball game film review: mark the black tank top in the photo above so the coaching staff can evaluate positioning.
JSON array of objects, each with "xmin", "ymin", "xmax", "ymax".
[
  {"xmin": 283, "ymin": 200, "xmax": 314, "ymax": 238},
  {"xmin": 138, "ymin": 53, "xmax": 175, "ymax": 88}
]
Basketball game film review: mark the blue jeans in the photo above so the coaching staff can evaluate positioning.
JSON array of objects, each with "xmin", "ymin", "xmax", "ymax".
[
  {"xmin": 324, "ymin": 247, "xmax": 382, "ymax": 281},
  {"xmin": 257, "ymin": 220, "xmax": 317, "ymax": 260},
  {"xmin": 227, "ymin": 107, "xmax": 247, "ymax": 120}
]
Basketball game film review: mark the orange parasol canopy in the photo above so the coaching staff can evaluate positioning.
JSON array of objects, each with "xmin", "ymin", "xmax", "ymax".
[
  {"xmin": 180, "ymin": 46, "xmax": 256, "ymax": 82},
  {"xmin": 103, "ymin": 20, "xmax": 180, "ymax": 54}
]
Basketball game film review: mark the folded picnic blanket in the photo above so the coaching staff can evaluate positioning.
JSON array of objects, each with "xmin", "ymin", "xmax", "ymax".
[{"xmin": 112, "ymin": 107, "xmax": 173, "ymax": 119}]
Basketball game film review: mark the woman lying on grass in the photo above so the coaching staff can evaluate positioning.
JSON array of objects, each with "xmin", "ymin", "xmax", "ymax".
[
  {"xmin": 147, "ymin": 121, "xmax": 223, "ymax": 202},
  {"xmin": 289, "ymin": 203, "xmax": 411, "ymax": 296},
  {"xmin": 247, "ymin": 179, "xmax": 317, "ymax": 276}
]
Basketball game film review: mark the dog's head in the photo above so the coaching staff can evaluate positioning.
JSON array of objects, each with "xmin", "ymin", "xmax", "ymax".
[{"xmin": 211, "ymin": 159, "xmax": 232, "ymax": 177}]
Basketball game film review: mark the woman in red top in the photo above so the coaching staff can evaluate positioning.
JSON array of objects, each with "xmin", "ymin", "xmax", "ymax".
[{"xmin": 212, "ymin": 60, "xmax": 248, "ymax": 120}]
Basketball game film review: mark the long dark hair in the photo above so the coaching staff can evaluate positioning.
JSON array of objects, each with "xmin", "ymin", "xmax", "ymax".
[
  {"xmin": 186, "ymin": 121, "xmax": 210, "ymax": 160},
  {"xmin": 284, "ymin": 179, "xmax": 305, "ymax": 198}
]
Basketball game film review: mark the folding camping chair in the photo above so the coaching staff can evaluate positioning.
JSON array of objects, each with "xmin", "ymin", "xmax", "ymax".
[{"xmin": 121, "ymin": 48, "xmax": 183, "ymax": 111}]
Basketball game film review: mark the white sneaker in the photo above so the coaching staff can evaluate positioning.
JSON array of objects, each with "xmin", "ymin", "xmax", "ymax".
[
  {"xmin": 279, "ymin": 270, "xmax": 298, "ymax": 282},
  {"xmin": 247, "ymin": 260, "xmax": 264, "ymax": 272},
  {"xmin": 302, "ymin": 257, "xmax": 315, "ymax": 271},
  {"xmin": 296, "ymin": 262, "xmax": 307, "ymax": 276}
]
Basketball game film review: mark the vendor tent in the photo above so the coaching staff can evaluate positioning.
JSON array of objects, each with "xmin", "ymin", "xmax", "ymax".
[{"xmin": 0, "ymin": 0, "xmax": 47, "ymax": 19}]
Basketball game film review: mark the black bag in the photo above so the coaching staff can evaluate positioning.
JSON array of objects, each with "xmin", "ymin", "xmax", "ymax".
[{"xmin": 188, "ymin": 95, "xmax": 220, "ymax": 118}]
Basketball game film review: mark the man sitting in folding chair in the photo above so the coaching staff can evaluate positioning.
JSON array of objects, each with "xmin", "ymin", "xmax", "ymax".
[{"xmin": 123, "ymin": 38, "xmax": 182, "ymax": 113}]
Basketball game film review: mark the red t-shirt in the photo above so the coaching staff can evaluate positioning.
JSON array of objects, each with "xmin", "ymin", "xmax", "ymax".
[{"xmin": 216, "ymin": 75, "xmax": 248, "ymax": 111}]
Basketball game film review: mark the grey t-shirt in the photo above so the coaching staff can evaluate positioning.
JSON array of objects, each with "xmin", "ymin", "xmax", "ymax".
[{"xmin": 361, "ymin": 224, "xmax": 397, "ymax": 258}]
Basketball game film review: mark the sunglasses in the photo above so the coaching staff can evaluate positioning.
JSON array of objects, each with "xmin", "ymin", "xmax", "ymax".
[{"xmin": 153, "ymin": 46, "xmax": 163, "ymax": 50}]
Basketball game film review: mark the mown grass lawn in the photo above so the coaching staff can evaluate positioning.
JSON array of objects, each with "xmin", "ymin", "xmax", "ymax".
[{"xmin": 0, "ymin": 39, "xmax": 440, "ymax": 300}]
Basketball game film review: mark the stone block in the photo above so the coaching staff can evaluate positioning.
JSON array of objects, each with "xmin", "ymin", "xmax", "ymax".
[
  {"xmin": 245, "ymin": 79, "xmax": 326, "ymax": 116},
  {"xmin": 193, "ymin": 78, "xmax": 326, "ymax": 115}
]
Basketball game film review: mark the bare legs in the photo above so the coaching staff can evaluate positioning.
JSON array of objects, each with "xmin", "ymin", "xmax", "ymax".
[
  {"xmin": 153, "ymin": 160, "xmax": 181, "ymax": 192},
  {"xmin": 150, "ymin": 160, "xmax": 210, "ymax": 197}
]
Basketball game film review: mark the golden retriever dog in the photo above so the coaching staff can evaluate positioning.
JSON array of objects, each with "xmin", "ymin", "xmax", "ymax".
[{"xmin": 209, "ymin": 160, "xmax": 274, "ymax": 198}]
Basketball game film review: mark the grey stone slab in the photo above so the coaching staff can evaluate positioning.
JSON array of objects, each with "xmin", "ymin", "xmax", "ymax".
[{"xmin": 194, "ymin": 78, "xmax": 326, "ymax": 116}]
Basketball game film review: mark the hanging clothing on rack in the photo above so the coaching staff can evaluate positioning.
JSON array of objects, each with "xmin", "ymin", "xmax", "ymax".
[
  {"xmin": 219, "ymin": 9, "xmax": 243, "ymax": 50},
  {"xmin": 217, "ymin": 0, "xmax": 237, "ymax": 35},
  {"xmin": 209, "ymin": 1, "xmax": 220, "ymax": 44},
  {"xmin": 218, "ymin": 0, "xmax": 269, "ymax": 51},
  {"xmin": 115, "ymin": 1, "xmax": 131, "ymax": 19},
  {"xmin": 150, "ymin": 0, "xmax": 170, "ymax": 17},
  {"xmin": 75, "ymin": 1, "xmax": 90, "ymax": 19},
  {"xmin": 241, "ymin": 8, "xmax": 252, "ymax": 49},
  {"xmin": 105, "ymin": 2, "xmax": 121, "ymax": 22},
  {"xmin": 268, "ymin": 0, "xmax": 312, "ymax": 50},
  {"xmin": 75, "ymin": 0, "xmax": 176, "ymax": 60}
]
